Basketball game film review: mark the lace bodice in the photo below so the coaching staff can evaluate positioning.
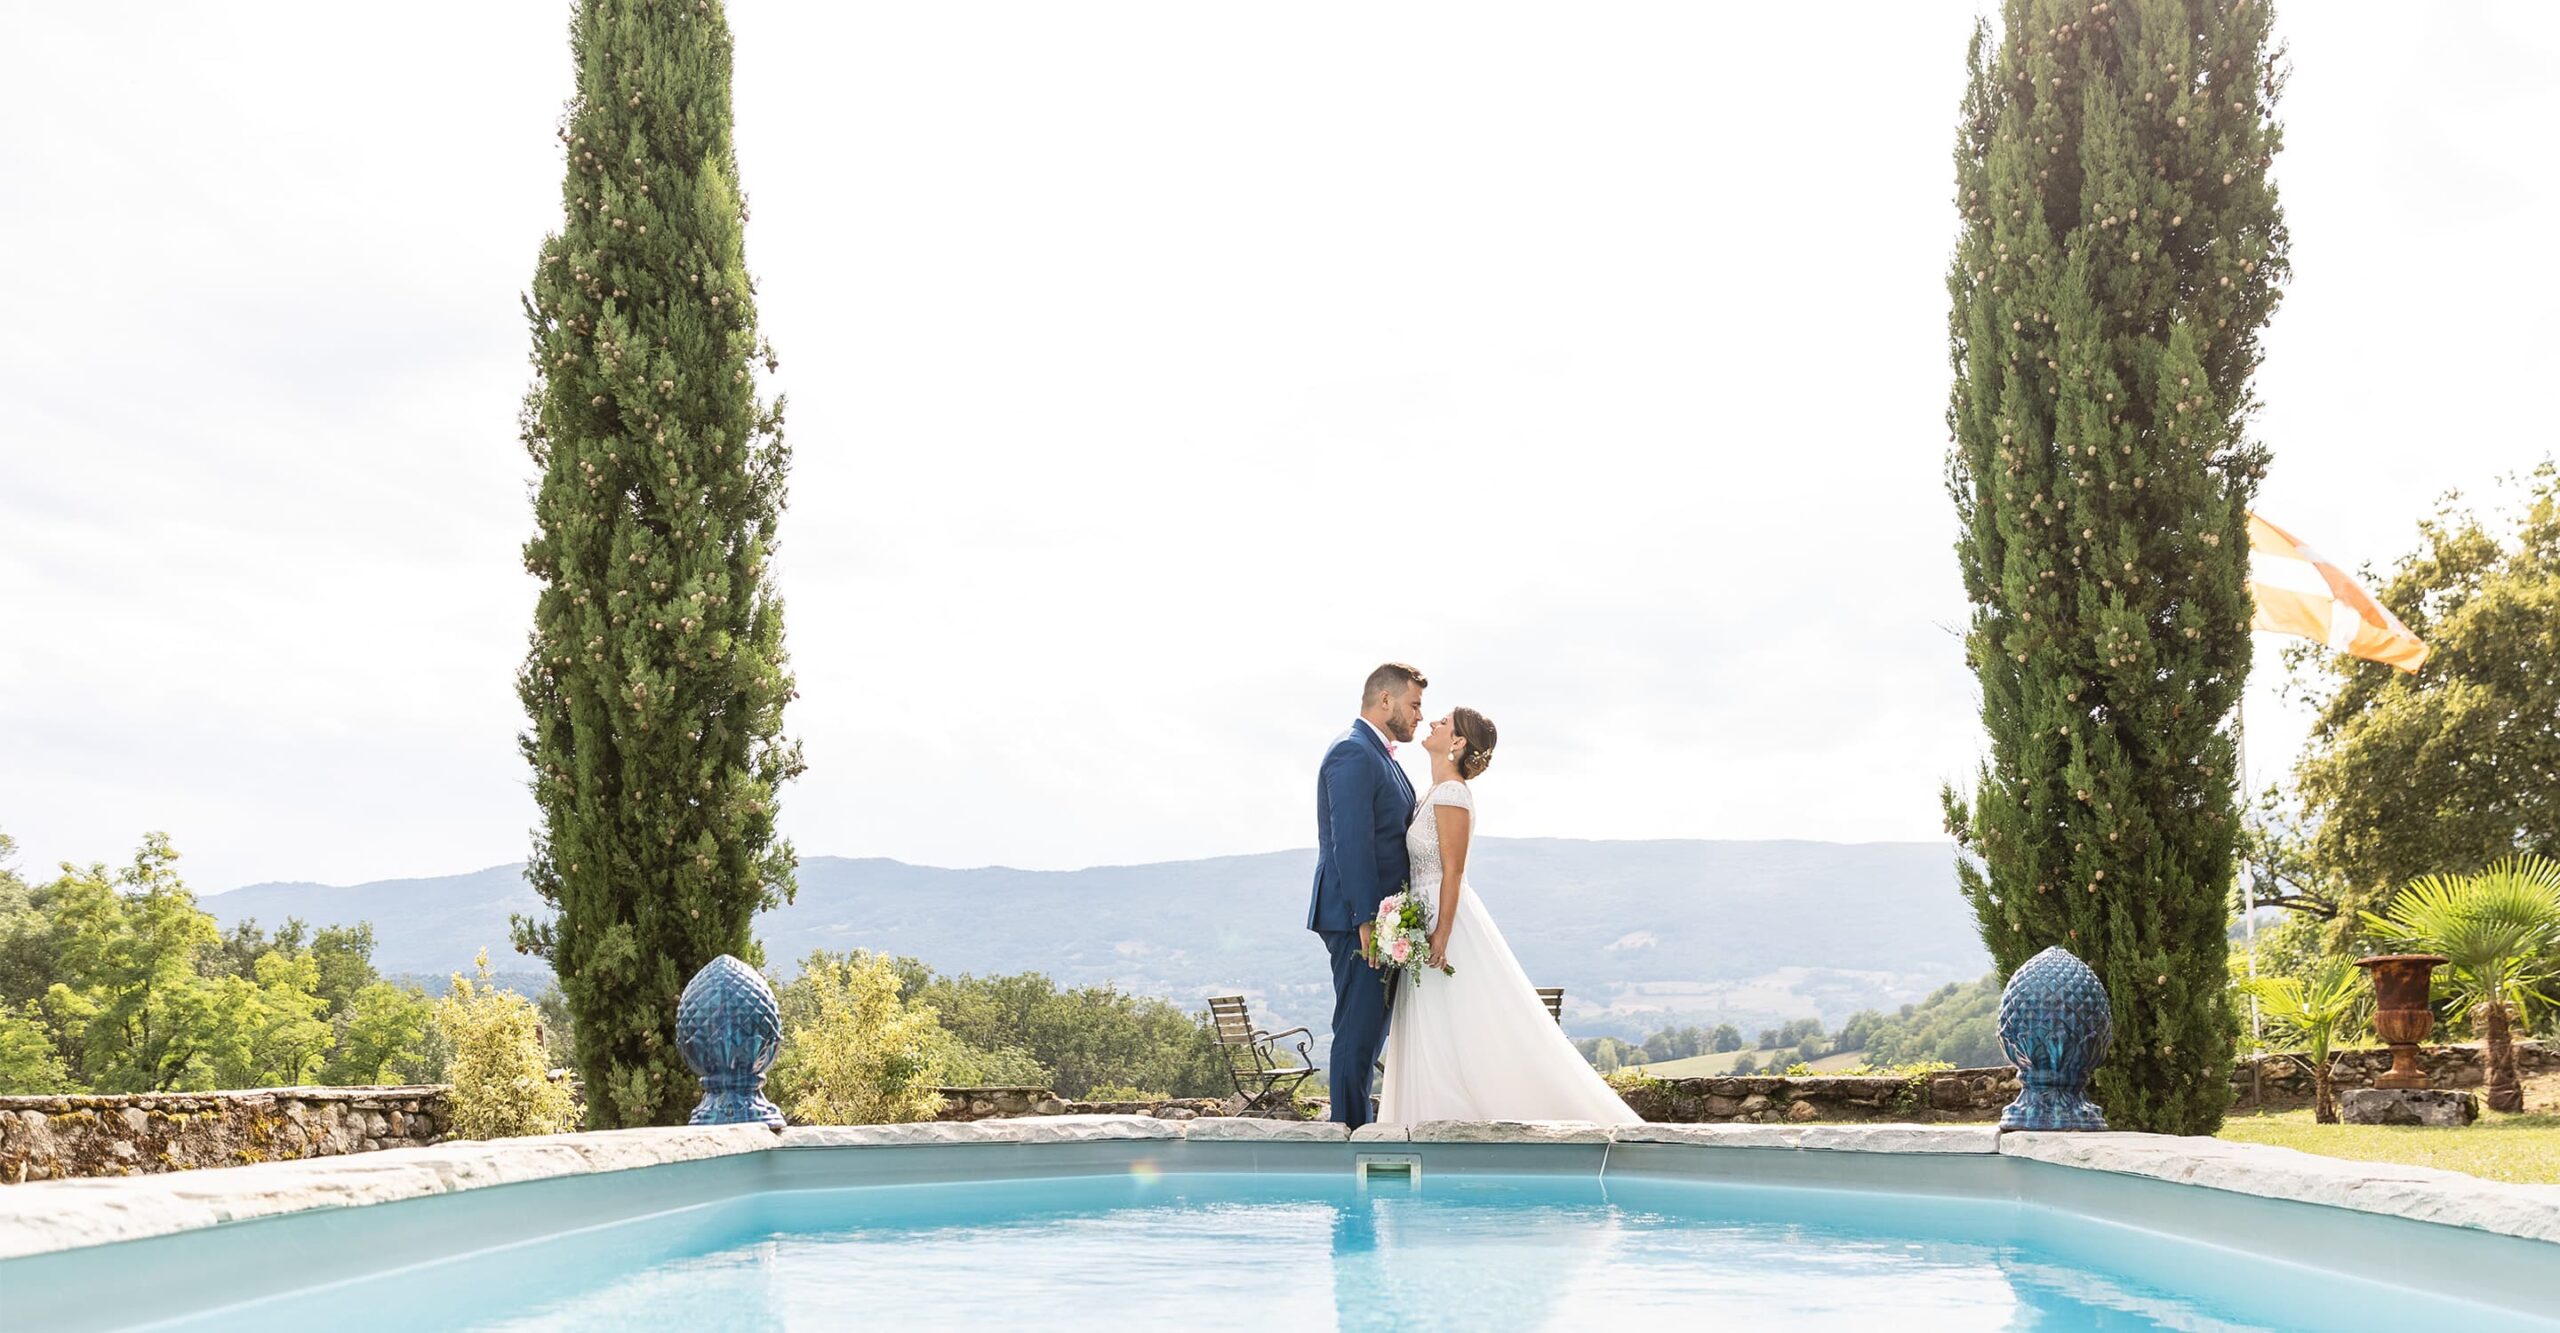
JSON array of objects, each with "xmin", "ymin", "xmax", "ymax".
[{"xmin": 1405, "ymin": 779, "xmax": 1474, "ymax": 889}]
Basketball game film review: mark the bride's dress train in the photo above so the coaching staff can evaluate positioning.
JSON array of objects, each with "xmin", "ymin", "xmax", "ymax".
[{"xmin": 1377, "ymin": 780, "xmax": 1641, "ymax": 1124}]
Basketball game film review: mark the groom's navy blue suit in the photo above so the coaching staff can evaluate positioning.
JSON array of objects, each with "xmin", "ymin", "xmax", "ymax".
[{"xmin": 1308, "ymin": 719, "xmax": 1415, "ymax": 1128}]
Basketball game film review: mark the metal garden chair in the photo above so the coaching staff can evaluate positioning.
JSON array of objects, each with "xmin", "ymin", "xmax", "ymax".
[{"xmin": 1207, "ymin": 995, "xmax": 1318, "ymax": 1117}]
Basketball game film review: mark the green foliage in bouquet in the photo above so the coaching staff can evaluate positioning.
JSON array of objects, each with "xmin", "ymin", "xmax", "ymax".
[{"xmin": 1365, "ymin": 892, "xmax": 1455, "ymax": 979}]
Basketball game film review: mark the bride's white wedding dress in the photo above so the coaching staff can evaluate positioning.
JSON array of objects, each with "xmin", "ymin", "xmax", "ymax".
[{"xmin": 1377, "ymin": 780, "xmax": 1641, "ymax": 1124}]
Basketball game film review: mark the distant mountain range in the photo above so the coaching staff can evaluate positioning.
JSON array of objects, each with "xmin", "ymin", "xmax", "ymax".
[{"xmin": 203, "ymin": 839, "xmax": 1989, "ymax": 1048}]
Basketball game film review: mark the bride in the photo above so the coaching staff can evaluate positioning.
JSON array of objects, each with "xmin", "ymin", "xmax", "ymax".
[{"xmin": 1377, "ymin": 708, "xmax": 1642, "ymax": 1125}]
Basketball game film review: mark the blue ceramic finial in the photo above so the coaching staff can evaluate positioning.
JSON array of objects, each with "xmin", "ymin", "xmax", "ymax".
[
  {"xmin": 676, "ymin": 954, "xmax": 785, "ymax": 1128},
  {"xmin": 1997, "ymin": 946, "xmax": 2113, "ymax": 1131}
]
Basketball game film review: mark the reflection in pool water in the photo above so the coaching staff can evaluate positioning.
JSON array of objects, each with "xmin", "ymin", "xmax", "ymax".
[{"xmin": 157, "ymin": 1172, "xmax": 2551, "ymax": 1332}]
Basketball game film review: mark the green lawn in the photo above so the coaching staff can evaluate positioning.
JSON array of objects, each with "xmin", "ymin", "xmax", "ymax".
[
  {"xmin": 1625, "ymin": 1049, "xmax": 1757, "ymax": 1078},
  {"xmin": 2218, "ymin": 1103, "xmax": 2560, "ymax": 1186}
]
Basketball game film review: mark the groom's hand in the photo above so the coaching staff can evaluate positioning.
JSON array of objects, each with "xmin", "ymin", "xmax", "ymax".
[{"xmin": 1359, "ymin": 922, "xmax": 1378, "ymax": 968}]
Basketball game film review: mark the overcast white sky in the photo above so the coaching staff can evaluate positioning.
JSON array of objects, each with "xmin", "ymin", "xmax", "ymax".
[{"xmin": 3, "ymin": 4, "xmax": 2554, "ymax": 893}]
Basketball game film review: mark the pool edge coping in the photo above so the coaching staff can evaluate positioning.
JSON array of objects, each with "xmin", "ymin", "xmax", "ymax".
[{"xmin": 2, "ymin": 1115, "xmax": 2553, "ymax": 1261}]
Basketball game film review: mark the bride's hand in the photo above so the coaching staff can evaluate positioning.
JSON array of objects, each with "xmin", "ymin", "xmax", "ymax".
[{"xmin": 1426, "ymin": 929, "xmax": 1451, "ymax": 972}]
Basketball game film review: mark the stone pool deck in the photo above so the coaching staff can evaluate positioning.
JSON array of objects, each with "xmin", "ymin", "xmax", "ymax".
[{"xmin": 3, "ymin": 1116, "xmax": 2555, "ymax": 1262}]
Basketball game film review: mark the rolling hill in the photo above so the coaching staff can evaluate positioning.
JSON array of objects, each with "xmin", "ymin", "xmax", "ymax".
[{"xmin": 203, "ymin": 838, "xmax": 1988, "ymax": 1052}]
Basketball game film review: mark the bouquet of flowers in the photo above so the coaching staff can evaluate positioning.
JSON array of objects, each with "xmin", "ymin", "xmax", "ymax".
[{"xmin": 1366, "ymin": 889, "xmax": 1455, "ymax": 982}]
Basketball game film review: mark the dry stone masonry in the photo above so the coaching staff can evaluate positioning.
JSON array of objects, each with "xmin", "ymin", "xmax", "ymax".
[
  {"xmin": 2228, "ymin": 1041, "xmax": 2552, "ymax": 1110},
  {"xmin": 934, "ymin": 1069, "xmax": 2025, "ymax": 1127},
  {"xmin": 11, "ymin": 1041, "xmax": 2541, "ymax": 1183},
  {"xmin": 1612, "ymin": 1069, "xmax": 2021, "ymax": 1124},
  {"xmin": 0, "ymin": 1086, "xmax": 448, "ymax": 1183},
  {"xmin": 932, "ymin": 1087, "xmax": 1227, "ymax": 1122}
]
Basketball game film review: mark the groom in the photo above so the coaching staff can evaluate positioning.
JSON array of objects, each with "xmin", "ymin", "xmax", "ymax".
[{"xmin": 1307, "ymin": 662, "xmax": 1425, "ymax": 1128}]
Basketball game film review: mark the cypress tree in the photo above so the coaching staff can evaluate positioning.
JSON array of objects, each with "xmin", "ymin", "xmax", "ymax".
[
  {"xmin": 1941, "ymin": 0, "xmax": 2287, "ymax": 1135},
  {"xmin": 511, "ymin": 0, "xmax": 803, "ymax": 1129}
]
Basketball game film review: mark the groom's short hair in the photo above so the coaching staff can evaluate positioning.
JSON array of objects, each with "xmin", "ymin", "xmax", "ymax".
[{"xmin": 1362, "ymin": 662, "xmax": 1428, "ymax": 705}]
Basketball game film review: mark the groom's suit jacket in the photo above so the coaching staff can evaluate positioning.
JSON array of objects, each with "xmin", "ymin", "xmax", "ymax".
[{"xmin": 1306, "ymin": 720, "xmax": 1417, "ymax": 933}]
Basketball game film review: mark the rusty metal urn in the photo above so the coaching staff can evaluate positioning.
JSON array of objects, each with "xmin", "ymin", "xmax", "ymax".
[{"xmin": 2356, "ymin": 954, "xmax": 2447, "ymax": 1090}]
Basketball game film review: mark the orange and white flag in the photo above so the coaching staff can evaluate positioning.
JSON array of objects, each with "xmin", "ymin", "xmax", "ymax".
[{"xmin": 2246, "ymin": 512, "xmax": 2428, "ymax": 673}]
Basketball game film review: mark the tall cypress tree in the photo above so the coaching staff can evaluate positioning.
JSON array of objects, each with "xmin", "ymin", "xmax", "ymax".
[
  {"xmin": 1941, "ymin": 0, "xmax": 2287, "ymax": 1135},
  {"xmin": 512, "ymin": 0, "xmax": 802, "ymax": 1129}
]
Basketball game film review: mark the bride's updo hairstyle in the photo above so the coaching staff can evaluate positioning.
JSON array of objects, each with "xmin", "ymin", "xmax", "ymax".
[{"xmin": 1452, "ymin": 707, "xmax": 1497, "ymax": 780}]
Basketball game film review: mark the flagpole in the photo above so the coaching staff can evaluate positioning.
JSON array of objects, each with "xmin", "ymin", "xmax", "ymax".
[
  {"xmin": 2242, "ymin": 685, "xmax": 2263, "ymax": 1038},
  {"xmin": 2238, "ymin": 686, "xmax": 2263, "ymax": 1108},
  {"xmin": 2238, "ymin": 510, "xmax": 2430, "ymax": 1106}
]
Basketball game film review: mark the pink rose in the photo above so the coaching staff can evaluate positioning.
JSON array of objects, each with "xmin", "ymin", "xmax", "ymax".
[{"xmin": 1388, "ymin": 937, "xmax": 1412, "ymax": 964}]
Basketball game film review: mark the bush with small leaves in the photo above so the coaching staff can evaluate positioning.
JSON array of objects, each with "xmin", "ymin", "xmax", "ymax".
[
  {"xmin": 768, "ymin": 952, "xmax": 948, "ymax": 1126},
  {"xmin": 435, "ymin": 951, "xmax": 580, "ymax": 1139}
]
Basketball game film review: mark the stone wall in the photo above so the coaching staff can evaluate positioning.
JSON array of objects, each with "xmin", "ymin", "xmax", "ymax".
[
  {"xmin": 2229, "ymin": 1040, "xmax": 2554, "ymax": 1109},
  {"xmin": 933, "ymin": 1086, "xmax": 1234, "ymax": 1122},
  {"xmin": 937, "ymin": 1071, "xmax": 2024, "ymax": 1126},
  {"xmin": 1613, "ymin": 1068, "xmax": 2020, "ymax": 1124},
  {"xmin": 0, "ymin": 1086, "xmax": 449, "ymax": 1183},
  {"xmin": 50, "ymin": 1044, "xmax": 2510, "ymax": 1176}
]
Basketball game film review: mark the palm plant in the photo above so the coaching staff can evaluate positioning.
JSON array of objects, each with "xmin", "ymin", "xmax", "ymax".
[
  {"xmin": 2361, "ymin": 855, "xmax": 2560, "ymax": 1113},
  {"xmin": 2239, "ymin": 961, "xmax": 2367, "ymax": 1123}
]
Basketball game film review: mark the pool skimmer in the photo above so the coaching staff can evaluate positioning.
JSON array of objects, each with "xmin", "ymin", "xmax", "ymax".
[{"xmin": 1354, "ymin": 1153, "xmax": 1422, "ymax": 1188}]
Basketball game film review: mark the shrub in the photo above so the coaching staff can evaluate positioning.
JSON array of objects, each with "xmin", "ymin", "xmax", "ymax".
[
  {"xmin": 1793, "ymin": 1059, "xmax": 1958, "ymax": 1079},
  {"xmin": 933, "ymin": 1034, "xmax": 1051, "ymax": 1088},
  {"xmin": 435, "ymin": 951, "xmax": 580, "ymax": 1139},
  {"xmin": 769, "ymin": 952, "xmax": 948, "ymax": 1126},
  {"xmin": 1603, "ymin": 1069, "xmax": 1660, "ymax": 1096},
  {"xmin": 1083, "ymin": 1083, "xmax": 1167, "ymax": 1102},
  {"xmin": 2237, "ymin": 960, "xmax": 2366, "ymax": 1124},
  {"xmin": 0, "ymin": 1001, "xmax": 71, "ymax": 1095},
  {"xmin": 320, "ymin": 981, "xmax": 433, "ymax": 1087},
  {"xmin": 908, "ymin": 967, "xmax": 1226, "ymax": 1099}
]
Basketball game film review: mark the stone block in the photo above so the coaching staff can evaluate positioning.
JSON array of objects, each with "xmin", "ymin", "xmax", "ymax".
[
  {"xmin": 1184, "ymin": 1118, "xmax": 1349, "ymax": 1142},
  {"xmin": 1997, "ymin": 1131, "xmax": 2560, "ymax": 1244},
  {"xmin": 2341, "ymin": 1088, "xmax": 2479, "ymax": 1127},
  {"xmin": 1407, "ymin": 1120, "xmax": 1614, "ymax": 1144},
  {"xmin": 1800, "ymin": 1124, "xmax": 1999, "ymax": 1154},
  {"xmin": 1612, "ymin": 1123, "xmax": 1803, "ymax": 1149}
]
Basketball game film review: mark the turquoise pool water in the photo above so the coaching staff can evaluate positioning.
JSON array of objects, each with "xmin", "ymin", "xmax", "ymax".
[{"xmin": 138, "ymin": 1171, "xmax": 2556, "ymax": 1332}]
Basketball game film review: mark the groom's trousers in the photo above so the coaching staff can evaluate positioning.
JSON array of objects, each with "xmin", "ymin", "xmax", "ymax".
[{"xmin": 1319, "ymin": 929, "xmax": 1390, "ymax": 1128}]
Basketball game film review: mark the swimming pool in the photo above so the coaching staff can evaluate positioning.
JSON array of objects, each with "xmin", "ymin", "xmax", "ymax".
[{"xmin": 5, "ymin": 1120, "xmax": 2556, "ymax": 1331}]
